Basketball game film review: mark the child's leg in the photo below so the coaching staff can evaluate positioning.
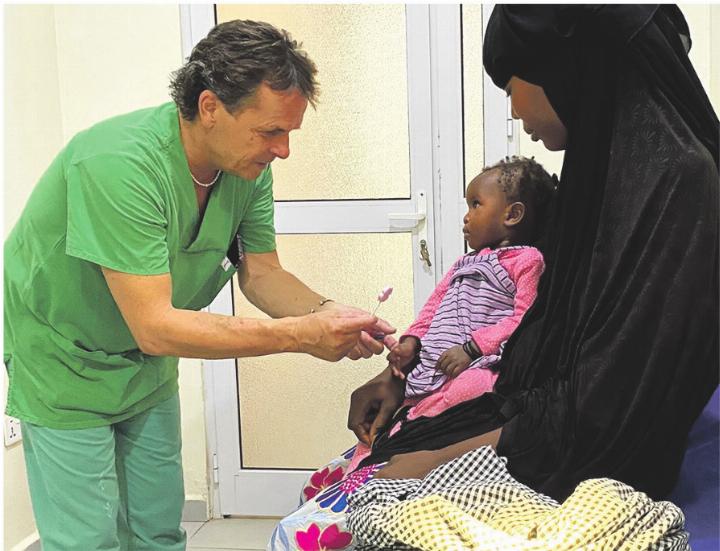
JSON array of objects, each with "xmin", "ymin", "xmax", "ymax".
[
  {"xmin": 115, "ymin": 393, "xmax": 186, "ymax": 551},
  {"xmin": 22, "ymin": 421, "xmax": 124, "ymax": 551},
  {"xmin": 407, "ymin": 368, "xmax": 499, "ymax": 421}
]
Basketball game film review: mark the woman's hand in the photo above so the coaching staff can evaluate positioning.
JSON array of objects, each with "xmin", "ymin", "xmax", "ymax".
[
  {"xmin": 436, "ymin": 344, "xmax": 472, "ymax": 378},
  {"xmin": 373, "ymin": 450, "xmax": 442, "ymax": 480},
  {"xmin": 347, "ymin": 366, "xmax": 405, "ymax": 446}
]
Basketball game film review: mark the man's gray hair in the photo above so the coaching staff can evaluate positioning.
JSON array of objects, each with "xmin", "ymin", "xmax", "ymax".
[{"xmin": 170, "ymin": 19, "xmax": 319, "ymax": 120}]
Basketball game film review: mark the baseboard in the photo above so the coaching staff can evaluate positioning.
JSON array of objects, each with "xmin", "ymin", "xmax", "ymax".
[
  {"xmin": 18, "ymin": 498, "xmax": 209, "ymax": 550},
  {"xmin": 182, "ymin": 496, "xmax": 209, "ymax": 522},
  {"xmin": 12, "ymin": 532, "xmax": 39, "ymax": 551}
]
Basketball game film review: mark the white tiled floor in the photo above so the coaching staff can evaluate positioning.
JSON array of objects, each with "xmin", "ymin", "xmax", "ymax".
[{"xmin": 183, "ymin": 518, "xmax": 280, "ymax": 550}]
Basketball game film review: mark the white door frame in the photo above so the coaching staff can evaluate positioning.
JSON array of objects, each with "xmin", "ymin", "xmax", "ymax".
[
  {"xmin": 180, "ymin": 3, "xmax": 510, "ymax": 517},
  {"xmin": 482, "ymin": 3, "xmax": 519, "ymax": 163}
]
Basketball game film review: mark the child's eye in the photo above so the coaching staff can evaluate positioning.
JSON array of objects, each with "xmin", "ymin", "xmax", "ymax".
[{"xmin": 472, "ymin": 200, "xmax": 481, "ymax": 208}]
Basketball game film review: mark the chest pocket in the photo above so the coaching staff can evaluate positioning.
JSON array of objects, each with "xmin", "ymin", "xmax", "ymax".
[
  {"xmin": 172, "ymin": 228, "xmax": 243, "ymax": 311},
  {"xmin": 226, "ymin": 229, "xmax": 244, "ymax": 269}
]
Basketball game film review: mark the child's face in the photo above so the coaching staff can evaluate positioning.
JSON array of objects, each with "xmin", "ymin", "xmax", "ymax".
[{"xmin": 463, "ymin": 170, "xmax": 511, "ymax": 251}]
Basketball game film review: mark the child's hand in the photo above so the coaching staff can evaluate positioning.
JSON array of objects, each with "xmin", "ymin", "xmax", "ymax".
[
  {"xmin": 386, "ymin": 337, "xmax": 420, "ymax": 378},
  {"xmin": 436, "ymin": 345, "xmax": 472, "ymax": 378}
]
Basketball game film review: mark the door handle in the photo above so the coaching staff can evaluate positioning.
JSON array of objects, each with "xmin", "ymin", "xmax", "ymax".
[
  {"xmin": 387, "ymin": 212, "xmax": 426, "ymax": 230},
  {"xmin": 388, "ymin": 191, "xmax": 427, "ymax": 231},
  {"xmin": 388, "ymin": 191, "xmax": 433, "ymax": 271}
]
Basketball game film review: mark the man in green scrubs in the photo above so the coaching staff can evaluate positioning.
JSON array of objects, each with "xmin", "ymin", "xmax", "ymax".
[{"xmin": 4, "ymin": 20, "xmax": 394, "ymax": 551}]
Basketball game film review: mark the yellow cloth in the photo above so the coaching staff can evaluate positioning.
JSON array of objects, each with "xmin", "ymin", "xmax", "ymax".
[{"xmin": 377, "ymin": 478, "xmax": 686, "ymax": 550}]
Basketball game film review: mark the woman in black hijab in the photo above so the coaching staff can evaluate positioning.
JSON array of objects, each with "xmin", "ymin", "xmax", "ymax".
[{"xmin": 348, "ymin": 4, "xmax": 718, "ymax": 501}]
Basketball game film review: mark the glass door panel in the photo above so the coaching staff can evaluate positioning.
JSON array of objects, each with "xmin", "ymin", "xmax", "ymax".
[
  {"xmin": 217, "ymin": 4, "xmax": 411, "ymax": 200},
  {"xmin": 232, "ymin": 233, "xmax": 415, "ymax": 469}
]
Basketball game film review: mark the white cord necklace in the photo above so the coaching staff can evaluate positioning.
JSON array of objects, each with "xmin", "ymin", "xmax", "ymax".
[{"xmin": 190, "ymin": 169, "xmax": 222, "ymax": 188}]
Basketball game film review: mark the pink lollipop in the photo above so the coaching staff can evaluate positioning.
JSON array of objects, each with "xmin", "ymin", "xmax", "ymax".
[
  {"xmin": 372, "ymin": 286, "xmax": 393, "ymax": 315},
  {"xmin": 377, "ymin": 286, "xmax": 393, "ymax": 303}
]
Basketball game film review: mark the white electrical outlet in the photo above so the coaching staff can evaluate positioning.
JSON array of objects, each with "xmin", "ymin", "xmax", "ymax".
[{"xmin": 4, "ymin": 415, "xmax": 22, "ymax": 446}]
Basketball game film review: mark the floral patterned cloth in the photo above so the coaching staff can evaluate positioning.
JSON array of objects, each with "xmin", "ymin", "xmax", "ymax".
[{"xmin": 267, "ymin": 446, "xmax": 385, "ymax": 551}]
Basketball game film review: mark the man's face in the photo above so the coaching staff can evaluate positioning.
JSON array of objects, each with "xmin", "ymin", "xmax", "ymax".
[{"xmin": 208, "ymin": 83, "xmax": 308, "ymax": 180}]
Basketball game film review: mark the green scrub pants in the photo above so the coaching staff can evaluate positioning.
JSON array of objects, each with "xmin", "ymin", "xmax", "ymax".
[{"xmin": 21, "ymin": 393, "xmax": 186, "ymax": 551}]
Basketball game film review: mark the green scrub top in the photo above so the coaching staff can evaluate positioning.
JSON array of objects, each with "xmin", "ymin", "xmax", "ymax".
[{"xmin": 4, "ymin": 102, "xmax": 277, "ymax": 429}]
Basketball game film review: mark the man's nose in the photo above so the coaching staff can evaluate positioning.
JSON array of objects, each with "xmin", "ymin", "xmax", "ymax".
[{"xmin": 269, "ymin": 135, "xmax": 290, "ymax": 160}]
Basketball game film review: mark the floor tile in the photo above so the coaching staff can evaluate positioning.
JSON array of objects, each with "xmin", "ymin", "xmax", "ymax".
[
  {"xmin": 182, "ymin": 521, "xmax": 206, "ymax": 540},
  {"xmin": 188, "ymin": 518, "xmax": 280, "ymax": 550}
]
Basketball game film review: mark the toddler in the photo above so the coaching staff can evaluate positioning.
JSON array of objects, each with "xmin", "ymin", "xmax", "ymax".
[
  {"xmin": 389, "ymin": 156, "xmax": 557, "ymax": 397},
  {"xmin": 346, "ymin": 155, "xmax": 557, "ymax": 473}
]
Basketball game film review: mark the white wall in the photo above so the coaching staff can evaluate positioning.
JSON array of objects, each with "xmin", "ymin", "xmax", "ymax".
[{"xmin": 3, "ymin": 6, "xmax": 209, "ymax": 550}]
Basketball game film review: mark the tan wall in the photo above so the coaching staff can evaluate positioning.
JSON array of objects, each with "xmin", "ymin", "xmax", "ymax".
[
  {"xmin": 683, "ymin": 4, "xmax": 720, "ymax": 111},
  {"xmin": 712, "ymin": 5, "xmax": 720, "ymax": 109},
  {"xmin": 516, "ymin": 4, "xmax": 720, "ymax": 179},
  {"xmin": 3, "ymin": 5, "xmax": 208, "ymax": 550},
  {"xmin": 4, "ymin": 7, "xmax": 64, "ymax": 548}
]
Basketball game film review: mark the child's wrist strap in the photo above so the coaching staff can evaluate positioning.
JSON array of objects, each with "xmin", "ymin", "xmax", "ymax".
[{"xmin": 462, "ymin": 339, "xmax": 482, "ymax": 360}]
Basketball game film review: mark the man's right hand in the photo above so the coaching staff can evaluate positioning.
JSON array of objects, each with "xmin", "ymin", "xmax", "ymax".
[
  {"xmin": 347, "ymin": 366, "xmax": 405, "ymax": 446},
  {"xmin": 295, "ymin": 309, "xmax": 378, "ymax": 362}
]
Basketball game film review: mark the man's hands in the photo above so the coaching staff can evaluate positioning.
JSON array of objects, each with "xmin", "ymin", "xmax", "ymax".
[
  {"xmin": 435, "ymin": 344, "xmax": 473, "ymax": 378},
  {"xmin": 320, "ymin": 302, "xmax": 396, "ymax": 360},
  {"xmin": 347, "ymin": 366, "xmax": 405, "ymax": 446},
  {"xmin": 294, "ymin": 309, "xmax": 382, "ymax": 362},
  {"xmin": 386, "ymin": 336, "xmax": 421, "ymax": 378}
]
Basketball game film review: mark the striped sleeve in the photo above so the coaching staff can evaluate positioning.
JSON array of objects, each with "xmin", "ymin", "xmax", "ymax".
[{"xmin": 471, "ymin": 248, "xmax": 544, "ymax": 355}]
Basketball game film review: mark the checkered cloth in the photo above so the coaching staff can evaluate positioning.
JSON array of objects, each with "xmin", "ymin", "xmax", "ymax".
[{"xmin": 347, "ymin": 447, "xmax": 688, "ymax": 550}]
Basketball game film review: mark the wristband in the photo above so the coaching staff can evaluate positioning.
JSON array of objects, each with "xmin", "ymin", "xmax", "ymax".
[
  {"xmin": 309, "ymin": 298, "xmax": 334, "ymax": 314},
  {"xmin": 462, "ymin": 339, "xmax": 482, "ymax": 360}
]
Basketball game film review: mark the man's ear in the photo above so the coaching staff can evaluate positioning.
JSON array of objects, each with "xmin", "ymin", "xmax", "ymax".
[
  {"xmin": 505, "ymin": 202, "xmax": 526, "ymax": 227},
  {"xmin": 197, "ymin": 90, "xmax": 220, "ymax": 128}
]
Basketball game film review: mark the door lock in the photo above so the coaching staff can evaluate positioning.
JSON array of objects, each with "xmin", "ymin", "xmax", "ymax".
[{"xmin": 419, "ymin": 239, "xmax": 432, "ymax": 267}]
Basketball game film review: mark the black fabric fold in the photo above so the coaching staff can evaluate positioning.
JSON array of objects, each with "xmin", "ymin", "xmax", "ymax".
[
  {"xmin": 358, "ymin": 393, "xmax": 509, "ymax": 469},
  {"xmin": 363, "ymin": 5, "xmax": 718, "ymax": 501}
]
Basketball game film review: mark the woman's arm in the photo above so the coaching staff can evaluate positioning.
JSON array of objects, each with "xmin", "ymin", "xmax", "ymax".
[{"xmin": 374, "ymin": 428, "xmax": 503, "ymax": 479}]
